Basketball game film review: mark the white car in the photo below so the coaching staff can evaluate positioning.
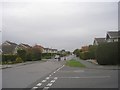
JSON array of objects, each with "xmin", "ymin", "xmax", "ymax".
[{"xmin": 55, "ymin": 55, "xmax": 59, "ymax": 59}]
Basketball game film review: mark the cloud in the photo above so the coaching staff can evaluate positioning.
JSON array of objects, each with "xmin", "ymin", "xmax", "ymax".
[{"xmin": 2, "ymin": 1, "xmax": 118, "ymax": 51}]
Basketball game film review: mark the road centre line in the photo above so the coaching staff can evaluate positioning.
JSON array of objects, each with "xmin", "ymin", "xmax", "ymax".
[
  {"xmin": 42, "ymin": 80, "xmax": 47, "ymax": 83},
  {"xmin": 32, "ymin": 86, "xmax": 38, "ymax": 90},
  {"xmin": 36, "ymin": 83, "xmax": 42, "ymax": 86},
  {"xmin": 46, "ymin": 83, "xmax": 53, "ymax": 87},
  {"xmin": 46, "ymin": 77, "xmax": 50, "ymax": 80},
  {"xmin": 43, "ymin": 77, "xmax": 58, "ymax": 89},
  {"xmin": 50, "ymin": 80, "xmax": 55, "ymax": 83},
  {"xmin": 32, "ymin": 65, "xmax": 64, "ymax": 90}
]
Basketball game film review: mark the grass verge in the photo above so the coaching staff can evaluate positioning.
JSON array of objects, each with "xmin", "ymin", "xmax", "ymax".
[{"xmin": 66, "ymin": 59, "xmax": 85, "ymax": 67}]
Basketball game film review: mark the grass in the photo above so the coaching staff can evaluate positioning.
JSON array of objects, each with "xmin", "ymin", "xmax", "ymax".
[{"xmin": 66, "ymin": 59, "xmax": 85, "ymax": 67}]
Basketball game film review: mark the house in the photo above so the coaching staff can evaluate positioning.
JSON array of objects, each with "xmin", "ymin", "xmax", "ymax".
[
  {"xmin": 43, "ymin": 48, "xmax": 58, "ymax": 53},
  {"xmin": 106, "ymin": 31, "xmax": 120, "ymax": 42},
  {"xmin": 15, "ymin": 43, "xmax": 33, "ymax": 54},
  {"xmin": 2, "ymin": 41, "xmax": 18, "ymax": 54},
  {"xmin": 52, "ymin": 49, "xmax": 57, "ymax": 53},
  {"xmin": 93, "ymin": 38, "xmax": 106, "ymax": 45},
  {"xmin": 43, "ymin": 48, "xmax": 53, "ymax": 53}
]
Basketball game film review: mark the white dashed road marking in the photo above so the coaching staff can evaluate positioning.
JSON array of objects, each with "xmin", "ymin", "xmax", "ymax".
[
  {"xmin": 54, "ymin": 77, "xmax": 58, "ymax": 80},
  {"xmin": 50, "ymin": 80, "xmax": 55, "ymax": 83},
  {"xmin": 43, "ymin": 87, "xmax": 50, "ymax": 90},
  {"xmin": 46, "ymin": 83, "xmax": 53, "ymax": 87},
  {"xmin": 49, "ymin": 75, "xmax": 52, "ymax": 77},
  {"xmin": 46, "ymin": 77, "xmax": 50, "ymax": 80},
  {"xmin": 32, "ymin": 65, "xmax": 64, "ymax": 90},
  {"xmin": 36, "ymin": 83, "xmax": 42, "ymax": 86},
  {"xmin": 32, "ymin": 86, "xmax": 38, "ymax": 89},
  {"xmin": 42, "ymin": 80, "xmax": 47, "ymax": 83}
]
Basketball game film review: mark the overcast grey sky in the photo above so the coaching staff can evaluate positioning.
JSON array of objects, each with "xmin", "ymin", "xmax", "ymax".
[{"xmin": 1, "ymin": 0, "xmax": 118, "ymax": 51}]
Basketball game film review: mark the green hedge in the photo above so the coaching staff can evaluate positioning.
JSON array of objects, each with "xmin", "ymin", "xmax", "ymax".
[
  {"xmin": 96, "ymin": 42, "xmax": 118, "ymax": 65},
  {"xmin": 79, "ymin": 51, "xmax": 91, "ymax": 60},
  {"xmin": 79, "ymin": 45, "xmax": 97, "ymax": 60},
  {"xmin": 42, "ymin": 53, "xmax": 56, "ymax": 59},
  {"xmin": 2, "ymin": 54, "xmax": 17, "ymax": 63}
]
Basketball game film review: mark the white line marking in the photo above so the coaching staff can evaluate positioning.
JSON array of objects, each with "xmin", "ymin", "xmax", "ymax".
[
  {"xmin": 46, "ymin": 83, "xmax": 53, "ymax": 86},
  {"xmin": 32, "ymin": 87, "xmax": 38, "ymax": 89},
  {"xmin": 46, "ymin": 77, "xmax": 50, "ymax": 80},
  {"xmin": 42, "ymin": 80, "xmax": 47, "ymax": 82},
  {"xmin": 54, "ymin": 77, "xmax": 58, "ymax": 80},
  {"xmin": 43, "ymin": 87, "xmax": 50, "ymax": 90},
  {"xmin": 50, "ymin": 80, "xmax": 55, "ymax": 83},
  {"xmin": 52, "ymin": 76, "xmax": 110, "ymax": 79},
  {"xmin": 36, "ymin": 83, "xmax": 42, "ymax": 86}
]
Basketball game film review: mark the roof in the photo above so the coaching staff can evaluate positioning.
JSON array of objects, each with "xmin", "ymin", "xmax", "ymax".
[
  {"xmin": 2, "ymin": 41, "xmax": 17, "ymax": 46},
  {"xmin": 19, "ymin": 43, "xmax": 32, "ymax": 48},
  {"xmin": 107, "ymin": 31, "xmax": 120, "ymax": 38},
  {"xmin": 94, "ymin": 38, "xmax": 106, "ymax": 44}
]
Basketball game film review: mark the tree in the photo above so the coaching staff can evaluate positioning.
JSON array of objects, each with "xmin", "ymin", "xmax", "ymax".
[
  {"xmin": 31, "ymin": 46, "xmax": 42, "ymax": 60},
  {"xmin": 73, "ymin": 49, "xmax": 80, "ymax": 57},
  {"xmin": 17, "ymin": 49, "xmax": 27, "ymax": 62}
]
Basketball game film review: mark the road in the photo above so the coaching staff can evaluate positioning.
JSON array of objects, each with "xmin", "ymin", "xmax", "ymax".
[
  {"xmin": 2, "ymin": 55, "xmax": 74, "ymax": 89},
  {"xmin": 2, "ymin": 55, "xmax": 119, "ymax": 90}
]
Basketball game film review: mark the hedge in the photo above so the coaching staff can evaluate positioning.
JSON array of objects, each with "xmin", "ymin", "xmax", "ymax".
[
  {"xmin": 96, "ymin": 42, "xmax": 118, "ymax": 65},
  {"xmin": 42, "ymin": 53, "xmax": 56, "ymax": 59},
  {"xmin": 2, "ymin": 54, "xmax": 17, "ymax": 63},
  {"xmin": 79, "ymin": 45, "xmax": 97, "ymax": 60},
  {"xmin": 79, "ymin": 51, "xmax": 91, "ymax": 60}
]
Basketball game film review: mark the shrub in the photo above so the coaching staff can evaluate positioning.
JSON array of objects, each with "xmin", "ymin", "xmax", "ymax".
[
  {"xmin": 79, "ymin": 51, "xmax": 90, "ymax": 60},
  {"xmin": 73, "ymin": 49, "xmax": 80, "ymax": 57},
  {"xmin": 17, "ymin": 50, "xmax": 27, "ymax": 62},
  {"xmin": 42, "ymin": 53, "xmax": 53, "ymax": 59},
  {"xmin": 31, "ymin": 47, "xmax": 42, "ymax": 60},
  {"xmin": 88, "ymin": 45, "xmax": 97, "ymax": 59},
  {"xmin": 2, "ymin": 54, "xmax": 17, "ymax": 63},
  {"xmin": 96, "ymin": 42, "xmax": 118, "ymax": 65},
  {"xmin": 15, "ymin": 57, "xmax": 23, "ymax": 63}
]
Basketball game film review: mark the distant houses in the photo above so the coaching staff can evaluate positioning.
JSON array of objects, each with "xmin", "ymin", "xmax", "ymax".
[
  {"xmin": 1, "ymin": 41, "xmax": 58, "ymax": 55},
  {"xmin": 106, "ymin": 31, "xmax": 120, "ymax": 42},
  {"xmin": 43, "ymin": 48, "xmax": 58, "ymax": 54},
  {"xmin": 93, "ymin": 31, "xmax": 119, "ymax": 45},
  {"xmin": 2, "ymin": 41, "xmax": 18, "ymax": 55},
  {"xmin": 93, "ymin": 38, "xmax": 106, "ymax": 45}
]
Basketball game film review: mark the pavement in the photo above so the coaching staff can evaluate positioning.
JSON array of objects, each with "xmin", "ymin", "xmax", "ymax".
[
  {"xmin": 76, "ymin": 58, "xmax": 120, "ymax": 70},
  {"xmin": 0, "ymin": 60, "xmax": 47, "ymax": 69}
]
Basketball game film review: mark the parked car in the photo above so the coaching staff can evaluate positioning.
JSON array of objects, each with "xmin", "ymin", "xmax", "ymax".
[{"xmin": 54, "ymin": 55, "xmax": 59, "ymax": 59}]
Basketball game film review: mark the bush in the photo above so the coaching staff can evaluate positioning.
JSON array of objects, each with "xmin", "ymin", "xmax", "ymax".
[
  {"xmin": 73, "ymin": 49, "xmax": 81, "ymax": 57},
  {"xmin": 78, "ymin": 45, "xmax": 97, "ymax": 60},
  {"xmin": 32, "ymin": 52, "xmax": 42, "ymax": 60},
  {"xmin": 96, "ymin": 42, "xmax": 118, "ymax": 65},
  {"xmin": 42, "ymin": 53, "xmax": 56, "ymax": 59},
  {"xmin": 2, "ymin": 54, "xmax": 17, "ymax": 63},
  {"xmin": 79, "ymin": 51, "xmax": 90, "ymax": 60},
  {"xmin": 88, "ymin": 45, "xmax": 97, "ymax": 59},
  {"xmin": 17, "ymin": 50, "xmax": 27, "ymax": 62},
  {"xmin": 15, "ymin": 57, "xmax": 23, "ymax": 63}
]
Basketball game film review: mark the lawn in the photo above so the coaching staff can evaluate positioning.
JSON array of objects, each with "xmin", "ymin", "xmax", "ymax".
[{"xmin": 66, "ymin": 59, "xmax": 85, "ymax": 67}]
